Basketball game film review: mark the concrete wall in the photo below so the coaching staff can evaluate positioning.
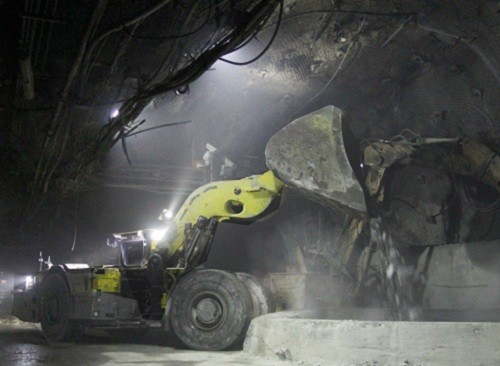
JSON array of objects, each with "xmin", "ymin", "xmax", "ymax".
[
  {"xmin": 244, "ymin": 312, "xmax": 500, "ymax": 366},
  {"xmin": 422, "ymin": 240, "xmax": 500, "ymax": 311}
]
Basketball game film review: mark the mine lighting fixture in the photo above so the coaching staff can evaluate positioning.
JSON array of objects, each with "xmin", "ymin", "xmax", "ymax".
[
  {"xmin": 220, "ymin": 157, "xmax": 235, "ymax": 178},
  {"xmin": 111, "ymin": 109, "xmax": 119, "ymax": 118},
  {"xmin": 197, "ymin": 143, "xmax": 218, "ymax": 168}
]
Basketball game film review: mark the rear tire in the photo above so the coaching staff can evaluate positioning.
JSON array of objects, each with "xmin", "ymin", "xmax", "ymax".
[
  {"xmin": 170, "ymin": 269, "xmax": 253, "ymax": 350},
  {"xmin": 39, "ymin": 273, "xmax": 83, "ymax": 342},
  {"xmin": 235, "ymin": 272, "xmax": 275, "ymax": 318}
]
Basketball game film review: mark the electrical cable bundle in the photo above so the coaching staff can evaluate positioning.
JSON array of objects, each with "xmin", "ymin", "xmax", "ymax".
[{"xmin": 34, "ymin": 0, "xmax": 283, "ymax": 194}]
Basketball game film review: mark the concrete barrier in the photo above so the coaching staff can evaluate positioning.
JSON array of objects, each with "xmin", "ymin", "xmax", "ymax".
[{"xmin": 244, "ymin": 312, "xmax": 500, "ymax": 366}]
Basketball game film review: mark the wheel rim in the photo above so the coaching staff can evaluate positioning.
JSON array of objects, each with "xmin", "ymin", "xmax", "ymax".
[{"xmin": 189, "ymin": 292, "xmax": 226, "ymax": 331}]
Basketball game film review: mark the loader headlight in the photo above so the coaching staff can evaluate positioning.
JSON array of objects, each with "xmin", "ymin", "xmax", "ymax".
[
  {"xmin": 151, "ymin": 229, "xmax": 167, "ymax": 241},
  {"xmin": 25, "ymin": 276, "xmax": 33, "ymax": 290}
]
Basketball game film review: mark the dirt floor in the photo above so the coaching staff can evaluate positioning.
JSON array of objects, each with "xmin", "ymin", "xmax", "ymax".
[{"xmin": 0, "ymin": 317, "xmax": 286, "ymax": 366}]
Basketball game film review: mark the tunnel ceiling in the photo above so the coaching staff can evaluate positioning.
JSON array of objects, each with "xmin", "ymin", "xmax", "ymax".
[
  {"xmin": 1, "ymin": 0, "xmax": 498, "ymax": 193},
  {"xmin": 101, "ymin": 0, "xmax": 499, "ymax": 214}
]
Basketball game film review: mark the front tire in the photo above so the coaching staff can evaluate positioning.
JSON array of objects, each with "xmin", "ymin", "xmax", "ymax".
[
  {"xmin": 39, "ymin": 273, "xmax": 82, "ymax": 342},
  {"xmin": 170, "ymin": 269, "xmax": 253, "ymax": 350},
  {"xmin": 235, "ymin": 272, "xmax": 275, "ymax": 318}
]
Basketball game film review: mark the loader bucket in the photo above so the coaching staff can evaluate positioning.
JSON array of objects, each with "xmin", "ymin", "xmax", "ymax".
[{"xmin": 265, "ymin": 106, "xmax": 367, "ymax": 217}]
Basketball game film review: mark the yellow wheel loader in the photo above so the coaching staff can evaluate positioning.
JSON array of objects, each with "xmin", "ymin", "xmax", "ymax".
[{"xmin": 13, "ymin": 171, "xmax": 284, "ymax": 350}]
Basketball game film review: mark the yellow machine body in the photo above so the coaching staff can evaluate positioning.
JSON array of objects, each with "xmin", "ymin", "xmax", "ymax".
[{"xmin": 92, "ymin": 267, "xmax": 121, "ymax": 293}]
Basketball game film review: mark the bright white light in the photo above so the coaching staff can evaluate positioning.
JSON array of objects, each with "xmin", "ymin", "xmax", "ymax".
[
  {"xmin": 159, "ymin": 209, "xmax": 174, "ymax": 221},
  {"xmin": 25, "ymin": 276, "xmax": 33, "ymax": 290},
  {"xmin": 111, "ymin": 109, "xmax": 119, "ymax": 118},
  {"xmin": 64, "ymin": 264, "xmax": 90, "ymax": 270},
  {"xmin": 151, "ymin": 229, "xmax": 167, "ymax": 241}
]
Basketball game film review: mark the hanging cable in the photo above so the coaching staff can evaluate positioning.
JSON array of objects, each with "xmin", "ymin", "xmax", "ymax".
[
  {"xmin": 219, "ymin": 0, "xmax": 283, "ymax": 66},
  {"xmin": 59, "ymin": 0, "xmax": 280, "ymax": 191},
  {"xmin": 82, "ymin": 0, "xmax": 174, "ymax": 81},
  {"xmin": 228, "ymin": 5, "xmax": 276, "ymax": 53}
]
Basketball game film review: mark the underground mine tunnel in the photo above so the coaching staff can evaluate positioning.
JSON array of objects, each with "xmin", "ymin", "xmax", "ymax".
[{"xmin": 0, "ymin": 0, "xmax": 499, "ymax": 365}]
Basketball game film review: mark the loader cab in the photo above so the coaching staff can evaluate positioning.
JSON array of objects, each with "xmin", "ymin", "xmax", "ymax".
[
  {"xmin": 107, "ymin": 231, "xmax": 150, "ymax": 268},
  {"xmin": 120, "ymin": 237, "xmax": 147, "ymax": 267}
]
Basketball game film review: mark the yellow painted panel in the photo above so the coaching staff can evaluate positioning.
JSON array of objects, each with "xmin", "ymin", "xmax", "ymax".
[{"xmin": 92, "ymin": 268, "xmax": 121, "ymax": 293}]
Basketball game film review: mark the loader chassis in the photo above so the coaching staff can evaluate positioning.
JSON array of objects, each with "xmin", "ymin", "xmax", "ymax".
[{"xmin": 13, "ymin": 171, "xmax": 283, "ymax": 350}]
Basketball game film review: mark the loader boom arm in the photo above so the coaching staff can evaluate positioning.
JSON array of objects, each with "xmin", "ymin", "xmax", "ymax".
[{"xmin": 156, "ymin": 170, "xmax": 284, "ymax": 258}]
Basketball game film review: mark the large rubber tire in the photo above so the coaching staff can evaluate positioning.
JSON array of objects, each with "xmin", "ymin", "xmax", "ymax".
[
  {"xmin": 39, "ymin": 273, "xmax": 82, "ymax": 342},
  {"xmin": 169, "ymin": 269, "xmax": 254, "ymax": 351},
  {"xmin": 235, "ymin": 272, "xmax": 275, "ymax": 318}
]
